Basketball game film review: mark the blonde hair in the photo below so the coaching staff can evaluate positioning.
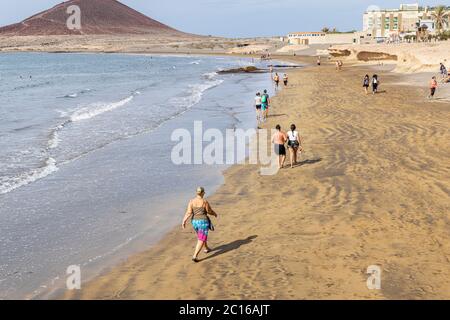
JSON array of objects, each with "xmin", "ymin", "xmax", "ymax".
[{"xmin": 196, "ymin": 187, "xmax": 205, "ymax": 195}]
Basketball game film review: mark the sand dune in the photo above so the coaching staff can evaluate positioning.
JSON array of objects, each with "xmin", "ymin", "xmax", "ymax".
[
  {"xmin": 63, "ymin": 59, "xmax": 450, "ymax": 300},
  {"xmin": 330, "ymin": 42, "xmax": 450, "ymax": 73}
]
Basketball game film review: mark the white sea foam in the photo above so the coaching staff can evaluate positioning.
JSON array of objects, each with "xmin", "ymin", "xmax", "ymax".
[
  {"xmin": 48, "ymin": 130, "xmax": 60, "ymax": 149},
  {"xmin": 203, "ymin": 72, "xmax": 218, "ymax": 80},
  {"xmin": 0, "ymin": 158, "xmax": 59, "ymax": 195},
  {"xmin": 170, "ymin": 79, "xmax": 224, "ymax": 110},
  {"xmin": 70, "ymin": 95, "xmax": 134, "ymax": 122}
]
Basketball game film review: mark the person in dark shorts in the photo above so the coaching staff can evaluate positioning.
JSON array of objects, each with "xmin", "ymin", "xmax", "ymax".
[
  {"xmin": 254, "ymin": 92, "xmax": 262, "ymax": 126},
  {"xmin": 372, "ymin": 74, "xmax": 379, "ymax": 94},
  {"xmin": 287, "ymin": 124, "xmax": 302, "ymax": 168},
  {"xmin": 274, "ymin": 73, "xmax": 280, "ymax": 89},
  {"xmin": 271, "ymin": 124, "xmax": 288, "ymax": 169},
  {"xmin": 363, "ymin": 74, "xmax": 370, "ymax": 95},
  {"xmin": 283, "ymin": 73, "xmax": 288, "ymax": 86}
]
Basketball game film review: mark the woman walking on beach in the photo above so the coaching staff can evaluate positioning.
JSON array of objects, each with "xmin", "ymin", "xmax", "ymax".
[
  {"xmin": 287, "ymin": 124, "xmax": 302, "ymax": 168},
  {"xmin": 182, "ymin": 187, "xmax": 218, "ymax": 262},
  {"xmin": 272, "ymin": 125, "xmax": 288, "ymax": 169},
  {"xmin": 261, "ymin": 89, "xmax": 270, "ymax": 121},
  {"xmin": 429, "ymin": 76, "xmax": 438, "ymax": 99},
  {"xmin": 274, "ymin": 73, "xmax": 280, "ymax": 90},
  {"xmin": 372, "ymin": 75, "xmax": 379, "ymax": 94},
  {"xmin": 254, "ymin": 92, "xmax": 262, "ymax": 126},
  {"xmin": 440, "ymin": 63, "xmax": 447, "ymax": 80},
  {"xmin": 363, "ymin": 75, "xmax": 370, "ymax": 95},
  {"xmin": 283, "ymin": 73, "xmax": 288, "ymax": 86}
]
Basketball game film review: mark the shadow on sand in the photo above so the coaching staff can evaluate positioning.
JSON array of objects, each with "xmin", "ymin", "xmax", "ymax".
[
  {"xmin": 267, "ymin": 113, "xmax": 287, "ymax": 118},
  {"xmin": 294, "ymin": 158, "xmax": 322, "ymax": 167},
  {"xmin": 201, "ymin": 235, "xmax": 258, "ymax": 261}
]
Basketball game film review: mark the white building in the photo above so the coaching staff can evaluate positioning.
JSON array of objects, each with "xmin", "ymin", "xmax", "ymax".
[
  {"xmin": 363, "ymin": 3, "xmax": 448, "ymax": 39},
  {"xmin": 287, "ymin": 31, "xmax": 368, "ymax": 45}
]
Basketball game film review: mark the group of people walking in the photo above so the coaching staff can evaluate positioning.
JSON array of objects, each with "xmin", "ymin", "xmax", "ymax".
[
  {"xmin": 254, "ymin": 90, "xmax": 271, "ymax": 126},
  {"xmin": 273, "ymin": 72, "xmax": 288, "ymax": 90},
  {"xmin": 272, "ymin": 124, "xmax": 303, "ymax": 169},
  {"xmin": 428, "ymin": 62, "xmax": 449, "ymax": 99},
  {"xmin": 363, "ymin": 74, "xmax": 380, "ymax": 95}
]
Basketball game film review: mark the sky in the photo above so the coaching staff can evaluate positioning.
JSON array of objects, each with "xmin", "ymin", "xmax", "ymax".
[{"xmin": 0, "ymin": 0, "xmax": 445, "ymax": 37}]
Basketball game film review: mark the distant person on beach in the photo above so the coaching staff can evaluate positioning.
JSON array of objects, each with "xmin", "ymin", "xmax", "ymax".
[
  {"xmin": 443, "ymin": 73, "xmax": 450, "ymax": 84},
  {"xmin": 272, "ymin": 125, "xmax": 288, "ymax": 169},
  {"xmin": 269, "ymin": 65, "xmax": 273, "ymax": 73},
  {"xmin": 287, "ymin": 124, "xmax": 302, "ymax": 168},
  {"xmin": 283, "ymin": 74, "xmax": 288, "ymax": 86},
  {"xmin": 182, "ymin": 187, "xmax": 218, "ymax": 263},
  {"xmin": 317, "ymin": 56, "xmax": 321, "ymax": 66},
  {"xmin": 261, "ymin": 90, "xmax": 270, "ymax": 120},
  {"xmin": 429, "ymin": 76, "xmax": 438, "ymax": 99},
  {"xmin": 363, "ymin": 75, "xmax": 370, "ymax": 94},
  {"xmin": 254, "ymin": 92, "xmax": 262, "ymax": 126},
  {"xmin": 372, "ymin": 74, "xmax": 379, "ymax": 94},
  {"xmin": 274, "ymin": 73, "xmax": 280, "ymax": 89},
  {"xmin": 440, "ymin": 63, "xmax": 447, "ymax": 80}
]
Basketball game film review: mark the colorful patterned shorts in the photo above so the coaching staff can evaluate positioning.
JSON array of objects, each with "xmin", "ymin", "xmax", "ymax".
[{"xmin": 192, "ymin": 219, "xmax": 210, "ymax": 242}]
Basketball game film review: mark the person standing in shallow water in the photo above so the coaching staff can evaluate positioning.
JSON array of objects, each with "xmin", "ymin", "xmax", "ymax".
[{"xmin": 182, "ymin": 187, "xmax": 218, "ymax": 262}]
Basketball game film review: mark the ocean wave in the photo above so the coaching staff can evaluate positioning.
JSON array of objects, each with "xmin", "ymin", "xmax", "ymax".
[
  {"xmin": 203, "ymin": 72, "xmax": 218, "ymax": 80},
  {"xmin": 0, "ymin": 158, "xmax": 59, "ymax": 195},
  {"xmin": 190, "ymin": 60, "xmax": 201, "ymax": 65},
  {"xmin": 70, "ymin": 95, "xmax": 134, "ymax": 122},
  {"xmin": 13, "ymin": 81, "xmax": 51, "ymax": 91},
  {"xmin": 170, "ymin": 79, "xmax": 224, "ymax": 110},
  {"xmin": 59, "ymin": 89, "xmax": 91, "ymax": 99}
]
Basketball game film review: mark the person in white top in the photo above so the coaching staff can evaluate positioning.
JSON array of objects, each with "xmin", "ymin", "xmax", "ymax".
[
  {"xmin": 254, "ymin": 92, "xmax": 262, "ymax": 126},
  {"xmin": 287, "ymin": 124, "xmax": 303, "ymax": 168}
]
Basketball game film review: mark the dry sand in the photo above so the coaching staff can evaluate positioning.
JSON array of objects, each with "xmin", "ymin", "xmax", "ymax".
[
  {"xmin": 330, "ymin": 42, "xmax": 450, "ymax": 73},
  {"xmin": 63, "ymin": 58, "xmax": 450, "ymax": 300}
]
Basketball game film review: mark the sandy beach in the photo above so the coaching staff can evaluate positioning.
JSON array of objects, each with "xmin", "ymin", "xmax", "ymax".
[{"xmin": 62, "ymin": 57, "xmax": 450, "ymax": 300}]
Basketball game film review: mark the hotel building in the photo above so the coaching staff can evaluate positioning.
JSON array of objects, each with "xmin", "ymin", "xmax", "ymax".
[{"xmin": 363, "ymin": 3, "xmax": 449, "ymax": 39}]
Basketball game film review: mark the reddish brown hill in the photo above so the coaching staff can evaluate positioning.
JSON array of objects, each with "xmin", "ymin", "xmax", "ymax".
[{"xmin": 0, "ymin": 0, "xmax": 186, "ymax": 36}]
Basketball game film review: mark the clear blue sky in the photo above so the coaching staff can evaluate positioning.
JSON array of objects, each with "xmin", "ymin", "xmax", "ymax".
[{"xmin": 0, "ymin": 0, "xmax": 444, "ymax": 37}]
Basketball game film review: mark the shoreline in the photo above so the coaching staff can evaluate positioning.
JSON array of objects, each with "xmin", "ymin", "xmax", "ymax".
[
  {"xmin": 15, "ymin": 53, "xmax": 289, "ymax": 300},
  {"xmin": 63, "ymin": 59, "xmax": 450, "ymax": 300}
]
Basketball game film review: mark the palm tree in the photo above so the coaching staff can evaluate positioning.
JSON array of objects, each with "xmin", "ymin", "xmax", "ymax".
[{"xmin": 431, "ymin": 5, "xmax": 449, "ymax": 32}]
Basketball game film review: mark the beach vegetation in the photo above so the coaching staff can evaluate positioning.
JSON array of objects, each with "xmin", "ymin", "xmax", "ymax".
[
  {"xmin": 431, "ymin": 5, "xmax": 450, "ymax": 32},
  {"xmin": 321, "ymin": 27, "xmax": 357, "ymax": 34}
]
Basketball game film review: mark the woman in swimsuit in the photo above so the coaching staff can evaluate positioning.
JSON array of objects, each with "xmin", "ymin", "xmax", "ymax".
[
  {"xmin": 182, "ymin": 187, "xmax": 218, "ymax": 262},
  {"xmin": 274, "ymin": 73, "xmax": 280, "ymax": 89},
  {"xmin": 287, "ymin": 124, "xmax": 302, "ymax": 168}
]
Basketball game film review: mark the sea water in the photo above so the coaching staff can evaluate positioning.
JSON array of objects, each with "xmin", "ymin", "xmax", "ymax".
[{"xmin": 0, "ymin": 53, "xmax": 276, "ymax": 299}]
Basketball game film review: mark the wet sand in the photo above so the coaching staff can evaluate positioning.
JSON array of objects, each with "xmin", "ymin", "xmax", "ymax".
[{"xmin": 64, "ymin": 59, "xmax": 450, "ymax": 300}]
